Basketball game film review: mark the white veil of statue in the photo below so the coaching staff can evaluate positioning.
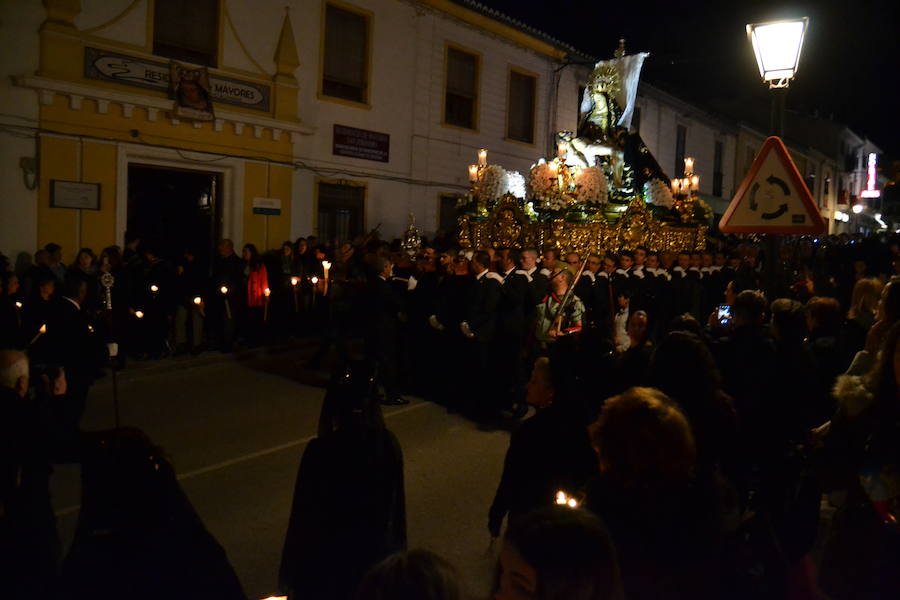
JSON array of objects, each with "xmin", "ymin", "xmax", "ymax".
[{"xmin": 579, "ymin": 52, "xmax": 649, "ymax": 131}]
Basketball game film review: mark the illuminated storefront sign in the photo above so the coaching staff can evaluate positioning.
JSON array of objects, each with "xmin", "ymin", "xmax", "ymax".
[{"xmin": 861, "ymin": 152, "xmax": 881, "ymax": 199}]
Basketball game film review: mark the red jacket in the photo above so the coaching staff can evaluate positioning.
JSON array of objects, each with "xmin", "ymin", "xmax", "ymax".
[{"xmin": 247, "ymin": 265, "xmax": 269, "ymax": 307}]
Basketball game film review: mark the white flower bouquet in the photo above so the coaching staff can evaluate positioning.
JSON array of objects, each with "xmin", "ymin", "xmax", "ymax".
[
  {"xmin": 646, "ymin": 178, "xmax": 675, "ymax": 208},
  {"xmin": 574, "ymin": 166, "xmax": 608, "ymax": 205}
]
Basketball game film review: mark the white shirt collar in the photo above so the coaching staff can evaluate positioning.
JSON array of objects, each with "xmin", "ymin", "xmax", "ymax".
[{"xmin": 476, "ymin": 270, "xmax": 487, "ymax": 280}]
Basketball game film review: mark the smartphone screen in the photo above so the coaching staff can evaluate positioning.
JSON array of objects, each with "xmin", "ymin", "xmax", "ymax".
[{"xmin": 717, "ymin": 304, "xmax": 732, "ymax": 326}]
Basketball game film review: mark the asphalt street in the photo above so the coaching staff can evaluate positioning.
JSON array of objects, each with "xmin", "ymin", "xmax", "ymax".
[{"xmin": 50, "ymin": 347, "xmax": 511, "ymax": 599}]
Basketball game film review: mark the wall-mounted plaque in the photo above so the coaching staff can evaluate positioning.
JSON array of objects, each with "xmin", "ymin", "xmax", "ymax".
[{"xmin": 50, "ymin": 180, "xmax": 101, "ymax": 210}]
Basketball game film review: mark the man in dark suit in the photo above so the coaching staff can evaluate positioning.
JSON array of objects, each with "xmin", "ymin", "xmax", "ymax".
[
  {"xmin": 365, "ymin": 256, "xmax": 407, "ymax": 406},
  {"xmin": 461, "ymin": 251, "xmax": 501, "ymax": 418},
  {"xmin": 45, "ymin": 277, "xmax": 106, "ymax": 438},
  {"xmin": 495, "ymin": 249, "xmax": 530, "ymax": 416}
]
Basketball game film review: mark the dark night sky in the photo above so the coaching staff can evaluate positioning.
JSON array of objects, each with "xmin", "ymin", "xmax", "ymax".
[{"xmin": 476, "ymin": 0, "xmax": 900, "ymax": 157}]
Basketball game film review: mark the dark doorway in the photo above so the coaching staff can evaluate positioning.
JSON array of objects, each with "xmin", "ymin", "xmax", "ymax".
[{"xmin": 127, "ymin": 164, "xmax": 221, "ymax": 267}]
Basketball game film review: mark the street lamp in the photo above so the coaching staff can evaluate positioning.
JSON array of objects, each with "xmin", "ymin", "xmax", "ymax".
[
  {"xmin": 747, "ymin": 17, "xmax": 808, "ymax": 136},
  {"xmin": 747, "ymin": 16, "xmax": 808, "ymax": 300},
  {"xmin": 747, "ymin": 18, "xmax": 808, "ymax": 89}
]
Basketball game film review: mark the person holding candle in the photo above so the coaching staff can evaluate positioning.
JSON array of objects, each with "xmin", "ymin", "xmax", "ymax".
[
  {"xmin": 173, "ymin": 248, "xmax": 205, "ymax": 355},
  {"xmin": 488, "ymin": 354, "xmax": 598, "ymax": 541},
  {"xmin": 210, "ymin": 239, "xmax": 243, "ymax": 352},
  {"xmin": 241, "ymin": 243, "xmax": 269, "ymax": 347}
]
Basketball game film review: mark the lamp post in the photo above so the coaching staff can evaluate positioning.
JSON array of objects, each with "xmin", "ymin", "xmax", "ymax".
[{"xmin": 747, "ymin": 17, "xmax": 808, "ymax": 299}]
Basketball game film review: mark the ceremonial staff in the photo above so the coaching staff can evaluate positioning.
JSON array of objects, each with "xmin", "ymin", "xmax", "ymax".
[
  {"xmin": 551, "ymin": 257, "xmax": 588, "ymax": 337},
  {"xmin": 101, "ymin": 272, "xmax": 121, "ymax": 429}
]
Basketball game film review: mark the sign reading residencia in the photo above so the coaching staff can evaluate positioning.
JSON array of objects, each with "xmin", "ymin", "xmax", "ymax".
[{"xmin": 84, "ymin": 47, "xmax": 271, "ymax": 112}]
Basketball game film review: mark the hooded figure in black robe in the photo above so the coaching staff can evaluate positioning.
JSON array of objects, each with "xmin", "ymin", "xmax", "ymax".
[
  {"xmin": 279, "ymin": 361, "xmax": 406, "ymax": 600},
  {"xmin": 58, "ymin": 428, "xmax": 246, "ymax": 600}
]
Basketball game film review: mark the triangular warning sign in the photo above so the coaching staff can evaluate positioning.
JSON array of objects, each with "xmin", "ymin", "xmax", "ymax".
[{"xmin": 719, "ymin": 137, "xmax": 825, "ymax": 234}]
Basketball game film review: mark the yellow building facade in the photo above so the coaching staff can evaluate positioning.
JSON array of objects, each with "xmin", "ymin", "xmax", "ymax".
[{"xmin": 6, "ymin": 0, "xmax": 311, "ymax": 260}]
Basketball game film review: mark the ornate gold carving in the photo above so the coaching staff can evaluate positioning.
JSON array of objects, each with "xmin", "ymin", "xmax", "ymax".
[{"xmin": 458, "ymin": 195, "xmax": 706, "ymax": 255}]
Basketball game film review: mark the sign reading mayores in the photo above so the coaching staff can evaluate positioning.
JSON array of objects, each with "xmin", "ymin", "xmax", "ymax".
[{"xmin": 84, "ymin": 47, "xmax": 271, "ymax": 112}]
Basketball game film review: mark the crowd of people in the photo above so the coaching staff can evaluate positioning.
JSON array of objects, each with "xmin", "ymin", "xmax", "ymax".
[{"xmin": 2, "ymin": 229, "xmax": 900, "ymax": 599}]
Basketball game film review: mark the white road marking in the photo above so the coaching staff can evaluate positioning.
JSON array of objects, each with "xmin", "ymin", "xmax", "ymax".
[{"xmin": 54, "ymin": 401, "xmax": 429, "ymax": 518}]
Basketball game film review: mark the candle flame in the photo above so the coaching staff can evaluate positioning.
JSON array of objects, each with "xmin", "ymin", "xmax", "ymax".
[
  {"xmin": 311, "ymin": 276, "xmax": 319, "ymax": 284},
  {"xmin": 478, "ymin": 148, "xmax": 488, "ymax": 167},
  {"xmin": 39, "ymin": 324, "xmax": 47, "ymax": 333},
  {"xmin": 322, "ymin": 261, "xmax": 331, "ymax": 270},
  {"xmin": 220, "ymin": 286, "xmax": 228, "ymax": 294},
  {"xmin": 291, "ymin": 277, "xmax": 299, "ymax": 286},
  {"xmin": 193, "ymin": 296, "xmax": 202, "ymax": 305},
  {"xmin": 555, "ymin": 490, "xmax": 578, "ymax": 508},
  {"xmin": 150, "ymin": 284, "xmax": 159, "ymax": 292},
  {"xmin": 15, "ymin": 301, "xmax": 22, "ymax": 308},
  {"xmin": 88, "ymin": 325, "xmax": 94, "ymax": 333},
  {"xmin": 135, "ymin": 311, "xmax": 144, "ymax": 319},
  {"xmin": 264, "ymin": 288, "xmax": 271, "ymax": 297}
]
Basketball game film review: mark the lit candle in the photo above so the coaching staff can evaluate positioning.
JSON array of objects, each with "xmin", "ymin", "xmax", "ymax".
[
  {"xmin": 671, "ymin": 180, "xmax": 679, "ymax": 195},
  {"xmin": 15, "ymin": 301, "xmax": 22, "ymax": 309},
  {"xmin": 310, "ymin": 276, "xmax": 318, "ymax": 307},
  {"xmin": 567, "ymin": 498, "xmax": 578, "ymax": 508},
  {"xmin": 263, "ymin": 288, "xmax": 271, "ymax": 321},
  {"xmin": 134, "ymin": 310, "xmax": 144, "ymax": 319},
  {"xmin": 322, "ymin": 261, "xmax": 332, "ymax": 296},
  {"xmin": 556, "ymin": 491, "xmax": 567, "ymax": 505},
  {"xmin": 193, "ymin": 296, "xmax": 205, "ymax": 318},
  {"xmin": 220, "ymin": 287, "xmax": 232, "ymax": 320},
  {"xmin": 468, "ymin": 164, "xmax": 479, "ymax": 183},
  {"xmin": 478, "ymin": 148, "xmax": 488, "ymax": 167},
  {"xmin": 290, "ymin": 277, "xmax": 299, "ymax": 311},
  {"xmin": 30, "ymin": 323, "xmax": 47, "ymax": 345},
  {"xmin": 691, "ymin": 175, "xmax": 699, "ymax": 192},
  {"xmin": 88, "ymin": 324, "xmax": 94, "ymax": 333},
  {"xmin": 150, "ymin": 284, "xmax": 159, "ymax": 293},
  {"xmin": 557, "ymin": 141, "xmax": 568, "ymax": 160},
  {"xmin": 683, "ymin": 178, "xmax": 690, "ymax": 194},
  {"xmin": 310, "ymin": 276, "xmax": 318, "ymax": 284},
  {"xmin": 684, "ymin": 157, "xmax": 694, "ymax": 175}
]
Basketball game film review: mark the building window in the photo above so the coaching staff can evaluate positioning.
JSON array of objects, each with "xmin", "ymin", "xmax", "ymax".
[
  {"xmin": 824, "ymin": 175, "xmax": 830, "ymax": 196},
  {"xmin": 632, "ymin": 106, "xmax": 641, "ymax": 134},
  {"xmin": 507, "ymin": 70, "xmax": 536, "ymax": 144},
  {"xmin": 322, "ymin": 3, "xmax": 370, "ymax": 104},
  {"xmin": 318, "ymin": 182, "xmax": 364, "ymax": 246},
  {"xmin": 439, "ymin": 194, "xmax": 462, "ymax": 234},
  {"xmin": 444, "ymin": 47, "xmax": 479, "ymax": 129},
  {"xmin": 675, "ymin": 125, "xmax": 687, "ymax": 177},
  {"xmin": 713, "ymin": 140, "xmax": 723, "ymax": 197},
  {"xmin": 153, "ymin": 0, "xmax": 219, "ymax": 67}
]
